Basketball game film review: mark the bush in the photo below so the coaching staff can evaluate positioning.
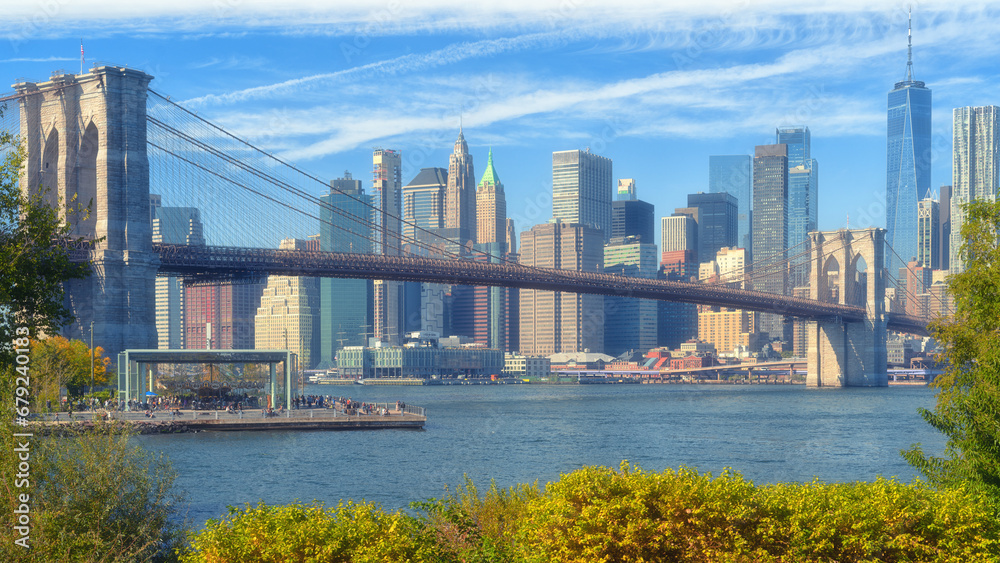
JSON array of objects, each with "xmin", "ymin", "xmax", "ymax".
[
  {"xmin": 1, "ymin": 371, "xmax": 186, "ymax": 563},
  {"xmin": 513, "ymin": 462, "xmax": 1000, "ymax": 563},
  {"xmin": 179, "ymin": 463, "xmax": 1000, "ymax": 562},
  {"xmin": 412, "ymin": 477, "xmax": 539, "ymax": 563},
  {"xmin": 180, "ymin": 501, "xmax": 443, "ymax": 563}
]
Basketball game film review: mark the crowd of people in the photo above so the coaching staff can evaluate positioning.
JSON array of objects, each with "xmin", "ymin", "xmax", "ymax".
[{"xmin": 43, "ymin": 392, "xmax": 412, "ymax": 420}]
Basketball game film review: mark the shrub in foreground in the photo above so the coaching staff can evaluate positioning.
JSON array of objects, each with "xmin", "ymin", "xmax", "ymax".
[
  {"xmin": 180, "ymin": 463, "xmax": 1000, "ymax": 562},
  {"xmin": 180, "ymin": 501, "xmax": 443, "ymax": 563},
  {"xmin": 515, "ymin": 462, "xmax": 1000, "ymax": 562}
]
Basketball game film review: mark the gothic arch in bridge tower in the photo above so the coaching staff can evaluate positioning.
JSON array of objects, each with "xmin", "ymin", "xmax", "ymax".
[
  {"xmin": 14, "ymin": 66, "xmax": 158, "ymax": 359},
  {"xmin": 806, "ymin": 228, "xmax": 887, "ymax": 387},
  {"xmin": 77, "ymin": 121, "xmax": 99, "ymax": 236}
]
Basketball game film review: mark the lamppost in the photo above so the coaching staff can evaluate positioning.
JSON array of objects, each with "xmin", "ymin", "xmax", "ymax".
[{"xmin": 89, "ymin": 320, "xmax": 95, "ymax": 406}]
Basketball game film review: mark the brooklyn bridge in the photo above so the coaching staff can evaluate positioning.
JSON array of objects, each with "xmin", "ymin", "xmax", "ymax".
[{"xmin": 6, "ymin": 66, "xmax": 945, "ymax": 387}]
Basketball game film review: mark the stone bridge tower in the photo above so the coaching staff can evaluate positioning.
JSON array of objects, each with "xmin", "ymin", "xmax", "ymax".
[
  {"xmin": 15, "ymin": 66, "xmax": 158, "ymax": 358},
  {"xmin": 806, "ymin": 228, "xmax": 888, "ymax": 387}
]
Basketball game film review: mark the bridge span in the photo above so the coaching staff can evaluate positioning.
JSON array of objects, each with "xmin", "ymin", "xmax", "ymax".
[{"xmin": 149, "ymin": 243, "xmax": 929, "ymax": 337}]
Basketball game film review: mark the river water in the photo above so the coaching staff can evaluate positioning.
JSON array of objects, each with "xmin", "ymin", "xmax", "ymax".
[{"xmin": 138, "ymin": 383, "xmax": 947, "ymax": 527}]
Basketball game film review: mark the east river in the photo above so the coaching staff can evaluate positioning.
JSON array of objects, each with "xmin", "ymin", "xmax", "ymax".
[{"xmin": 139, "ymin": 383, "xmax": 947, "ymax": 527}]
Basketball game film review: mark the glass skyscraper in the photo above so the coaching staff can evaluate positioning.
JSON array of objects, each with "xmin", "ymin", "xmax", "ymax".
[
  {"xmin": 708, "ymin": 155, "xmax": 752, "ymax": 256},
  {"xmin": 687, "ymin": 192, "xmax": 738, "ymax": 264},
  {"xmin": 752, "ymin": 144, "xmax": 789, "ymax": 342},
  {"xmin": 318, "ymin": 172, "xmax": 373, "ymax": 368},
  {"xmin": 776, "ymin": 126, "xmax": 818, "ymax": 288},
  {"xmin": 886, "ymin": 15, "xmax": 931, "ymax": 277}
]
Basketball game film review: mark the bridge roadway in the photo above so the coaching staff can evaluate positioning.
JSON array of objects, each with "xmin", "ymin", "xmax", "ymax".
[{"xmin": 146, "ymin": 243, "xmax": 929, "ymax": 336}]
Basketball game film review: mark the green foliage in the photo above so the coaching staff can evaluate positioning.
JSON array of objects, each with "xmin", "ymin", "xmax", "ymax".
[
  {"xmin": 903, "ymin": 199, "xmax": 1000, "ymax": 499},
  {"xmin": 513, "ymin": 462, "xmax": 1000, "ymax": 563},
  {"xmin": 0, "ymin": 115, "xmax": 92, "ymax": 366},
  {"xmin": 411, "ymin": 476, "xmax": 540, "ymax": 562},
  {"xmin": 179, "ymin": 463, "xmax": 999, "ymax": 563},
  {"xmin": 180, "ymin": 501, "xmax": 443, "ymax": 563},
  {"xmin": 0, "ymin": 366, "xmax": 186, "ymax": 563},
  {"xmin": 29, "ymin": 335, "xmax": 111, "ymax": 402}
]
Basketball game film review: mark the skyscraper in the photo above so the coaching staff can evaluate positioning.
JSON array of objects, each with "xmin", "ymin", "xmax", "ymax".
[
  {"xmin": 446, "ymin": 127, "xmax": 476, "ymax": 245},
  {"xmin": 939, "ymin": 185, "xmax": 951, "ymax": 271},
  {"xmin": 917, "ymin": 193, "xmax": 939, "ymax": 270},
  {"xmin": 604, "ymin": 241, "xmax": 658, "ymax": 357},
  {"xmin": 256, "ymin": 238, "xmax": 320, "ymax": 368},
  {"xmin": 402, "ymin": 167, "xmax": 447, "ymax": 244},
  {"xmin": 752, "ymin": 143, "xmax": 789, "ymax": 341},
  {"xmin": 951, "ymin": 106, "xmax": 999, "ymax": 273},
  {"xmin": 474, "ymin": 149, "xmax": 509, "ymax": 350},
  {"xmin": 184, "ymin": 282, "xmax": 264, "ymax": 350},
  {"xmin": 150, "ymin": 196, "xmax": 205, "ymax": 349},
  {"xmin": 776, "ymin": 126, "xmax": 818, "ymax": 288},
  {"xmin": 318, "ymin": 172, "xmax": 373, "ymax": 367},
  {"xmin": 886, "ymin": 12, "xmax": 931, "ymax": 277},
  {"xmin": 519, "ymin": 221, "xmax": 604, "ymax": 355},
  {"xmin": 373, "ymin": 149, "xmax": 404, "ymax": 345},
  {"xmin": 660, "ymin": 214, "xmax": 698, "ymax": 277},
  {"xmin": 687, "ymin": 192, "xmax": 738, "ymax": 265},
  {"xmin": 612, "ymin": 179, "xmax": 654, "ymax": 244},
  {"xmin": 476, "ymin": 149, "xmax": 506, "ymax": 246},
  {"xmin": 552, "ymin": 149, "xmax": 613, "ymax": 242},
  {"xmin": 708, "ymin": 155, "xmax": 752, "ymax": 255}
]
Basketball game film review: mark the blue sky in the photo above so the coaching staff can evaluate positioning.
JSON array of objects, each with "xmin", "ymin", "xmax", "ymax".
[{"xmin": 2, "ymin": 1, "xmax": 999, "ymax": 248}]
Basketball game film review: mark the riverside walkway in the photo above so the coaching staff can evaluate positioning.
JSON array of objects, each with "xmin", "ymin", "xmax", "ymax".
[{"xmin": 34, "ymin": 403, "xmax": 426, "ymax": 432}]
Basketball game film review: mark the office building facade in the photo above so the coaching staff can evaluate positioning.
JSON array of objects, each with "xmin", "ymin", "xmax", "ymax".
[
  {"xmin": 319, "ymin": 172, "xmax": 373, "ymax": 368},
  {"xmin": 951, "ymin": 106, "xmax": 999, "ymax": 273},
  {"xmin": 612, "ymin": 180, "xmax": 655, "ymax": 244},
  {"xmin": 552, "ymin": 149, "xmax": 613, "ymax": 242},
  {"xmin": 373, "ymin": 149, "xmax": 405, "ymax": 345},
  {"xmin": 150, "ymin": 196, "xmax": 205, "ymax": 349},
  {"xmin": 604, "ymin": 241, "xmax": 659, "ymax": 357},
  {"xmin": 687, "ymin": 192, "xmax": 738, "ymax": 265},
  {"xmin": 752, "ymin": 143, "xmax": 789, "ymax": 341},
  {"xmin": 939, "ymin": 185, "xmax": 951, "ymax": 271},
  {"xmin": 519, "ymin": 221, "xmax": 604, "ymax": 355},
  {"xmin": 917, "ymin": 194, "xmax": 939, "ymax": 269},
  {"xmin": 402, "ymin": 167, "xmax": 447, "ymax": 244},
  {"xmin": 777, "ymin": 126, "xmax": 818, "ymax": 288},
  {"xmin": 708, "ymin": 155, "xmax": 752, "ymax": 256},
  {"xmin": 255, "ymin": 238, "xmax": 321, "ymax": 369}
]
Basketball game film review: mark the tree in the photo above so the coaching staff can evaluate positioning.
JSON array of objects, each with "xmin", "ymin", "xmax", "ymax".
[
  {"xmin": 0, "ymin": 108, "xmax": 91, "ymax": 366},
  {"xmin": 903, "ymin": 199, "xmax": 1000, "ymax": 499},
  {"xmin": 30, "ymin": 336, "xmax": 110, "ymax": 403}
]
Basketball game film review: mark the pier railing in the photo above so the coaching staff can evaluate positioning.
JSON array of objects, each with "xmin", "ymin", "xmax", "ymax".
[{"xmin": 40, "ymin": 404, "xmax": 426, "ymax": 422}]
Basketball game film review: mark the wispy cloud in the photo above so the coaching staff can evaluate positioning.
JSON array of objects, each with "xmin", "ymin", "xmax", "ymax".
[
  {"xmin": 181, "ymin": 30, "xmax": 568, "ymax": 107},
  {"xmin": 0, "ymin": 56, "xmax": 77, "ymax": 63}
]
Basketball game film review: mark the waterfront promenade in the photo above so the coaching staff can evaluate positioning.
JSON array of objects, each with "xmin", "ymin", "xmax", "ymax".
[{"xmin": 32, "ymin": 403, "xmax": 426, "ymax": 432}]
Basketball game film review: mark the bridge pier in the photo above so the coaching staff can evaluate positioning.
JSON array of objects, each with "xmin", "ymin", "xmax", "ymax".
[
  {"xmin": 15, "ymin": 66, "xmax": 158, "ymax": 357},
  {"xmin": 806, "ymin": 229, "xmax": 888, "ymax": 387}
]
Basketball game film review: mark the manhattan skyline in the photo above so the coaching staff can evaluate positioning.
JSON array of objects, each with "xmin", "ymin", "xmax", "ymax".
[{"xmin": 1, "ymin": 3, "xmax": 998, "ymax": 247}]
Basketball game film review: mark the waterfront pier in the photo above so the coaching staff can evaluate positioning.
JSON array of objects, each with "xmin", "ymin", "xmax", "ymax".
[{"xmin": 33, "ymin": 404, "xmax": 426, "ymax": 433}]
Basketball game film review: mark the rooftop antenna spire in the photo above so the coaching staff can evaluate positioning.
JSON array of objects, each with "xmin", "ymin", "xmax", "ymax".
[{"xmin": 906, "ymin": 5, "xmax": 914, "ymax": 82}]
